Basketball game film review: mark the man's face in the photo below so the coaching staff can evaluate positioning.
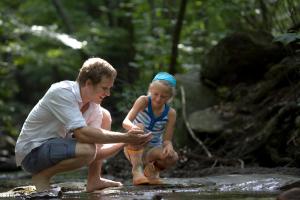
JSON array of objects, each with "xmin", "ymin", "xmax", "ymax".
[{"xmin": 88, "ymin": 76, "xmax": 114, "ymax": 104}]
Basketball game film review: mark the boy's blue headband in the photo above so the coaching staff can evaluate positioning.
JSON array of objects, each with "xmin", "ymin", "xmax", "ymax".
[{"xmin": 152, "ymin": 72, "xmax": 176, "ymax": 87}]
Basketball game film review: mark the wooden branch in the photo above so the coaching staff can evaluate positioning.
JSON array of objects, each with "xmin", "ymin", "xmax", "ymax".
[{"xmin": 180, "ymin": 85, "xmax": 212, "ymax": 158}]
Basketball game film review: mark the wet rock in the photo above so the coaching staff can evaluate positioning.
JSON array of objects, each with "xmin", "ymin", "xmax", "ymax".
[
  {"xmin": 0, "ymin": 134, "xmax": 17, "ymax": 171},
  {"xmin": 152, "ymin": 194, "xmax": 163, "ymax": 200},
  {"xmin": 0, "ymin": 185, "xmax": 36, "ymax": 198},
  {"xmin": 174, "ymin": 71, "xmax": 218, "ymax": 146},
  {"xmin": 201, "ymin": 31, "xmax": 286, "ymax": 85},
  {"xmin": 55, "ymin": 181, "xmax": 86, "ymax": 192},
  {"xmin": 0, "ymin": 156, "xmax": 18, "ymax": 171},
  {"xmin": 189, "ymin": 108, "xmax": 225, "ymax": 133},
  {"xmin": 27, "ymin": 186, "xmax": 62, "ymax": 199},
  {"xmin": 175, "ymin": 71, "xmax": 217, "ymax": 113}
]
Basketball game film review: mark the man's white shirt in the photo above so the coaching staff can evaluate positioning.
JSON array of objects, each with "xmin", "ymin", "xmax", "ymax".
[{"xmin": 15, "ymin": 81, "xmax": 103, "ymax": 166}]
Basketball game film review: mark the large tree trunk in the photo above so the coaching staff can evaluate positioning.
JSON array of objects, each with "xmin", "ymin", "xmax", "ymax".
[
  {"xmin": 169, "ymin": 0, "xmax": 187, "ymax": 74},
  {"xmin": 51, "ymin": 0, "xmax": 73, "ymax": 33}
]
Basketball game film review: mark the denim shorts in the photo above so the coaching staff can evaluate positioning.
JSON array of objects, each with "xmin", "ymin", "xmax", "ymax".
[{"xmin": 21, "ymin": 138, "xmax": 76, "ymax": 174}]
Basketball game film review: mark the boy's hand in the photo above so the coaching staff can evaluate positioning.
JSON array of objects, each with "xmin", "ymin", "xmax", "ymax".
[{"xmin": 162, "ymin": 141, "xmax": 174, "ymax": 158}]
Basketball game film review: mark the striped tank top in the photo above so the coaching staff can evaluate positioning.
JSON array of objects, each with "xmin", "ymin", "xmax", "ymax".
[{"xmin": 133, "ymin": 96, "xmax": 169, "ymax": 147}]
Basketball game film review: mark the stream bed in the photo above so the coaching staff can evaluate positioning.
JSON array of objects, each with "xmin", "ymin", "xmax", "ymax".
[{"xmin": 0, "ymin": 169, "xmax": 299, "ymax": 199}]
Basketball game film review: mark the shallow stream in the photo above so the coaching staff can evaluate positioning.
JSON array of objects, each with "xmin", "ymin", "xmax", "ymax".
[{"xmin": 1, "ymin": 169, "xmax": 299, "ymax": 199}]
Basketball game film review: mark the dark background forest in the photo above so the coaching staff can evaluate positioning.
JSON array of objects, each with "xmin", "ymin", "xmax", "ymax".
[{"xmin": 1, "ymin": 0, "xmax": 300, "ymax": 172}]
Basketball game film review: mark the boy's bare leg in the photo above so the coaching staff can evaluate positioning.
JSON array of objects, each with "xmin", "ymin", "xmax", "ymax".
[
  {"xmin": 122, "ymin": 123, "xmax": 149, "ymax": 185},
  {"xmin": 143, "ymin": 147, "xmax": 178, "ymax": 184},
  {"xmin": 124, "ymin": 145, "xmax": 149, "ymax": 185},
  {"xmin": 144, "ymin": 147, "xmax": 178, "ymax": 169},
  {"xmin": 32, "ymin": 143, "xmax": 96, "ymax": 192}
]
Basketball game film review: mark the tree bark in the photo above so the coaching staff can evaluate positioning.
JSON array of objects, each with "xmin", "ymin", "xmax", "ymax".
[
  {"xmin": 51, "ymin": 0, "xmax": 73, "ymax": 33},
  {"xmin": 169, "ymin": 0, "xmax": 187, "ymax": 74},
  {"xmin": 258, "ymin": 0, "xmax": 271, "ymax": 32},
  {"xmin": 104, "ymin": 0, "xmax": 115, "ymax": 27}
]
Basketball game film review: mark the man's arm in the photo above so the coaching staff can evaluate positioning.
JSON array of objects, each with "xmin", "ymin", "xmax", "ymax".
[{"xmin": 73, "ymin": 126, "xmax": 152, "ymax": 145}]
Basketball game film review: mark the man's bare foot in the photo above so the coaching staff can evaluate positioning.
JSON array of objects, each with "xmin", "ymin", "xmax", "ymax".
[
  {"xmin": 32, "ymin": 174, "xmax": 51, "ymax": 192},
  {"xmin": 86, "ymin": 177, "xmax": 123, "ymax": 192}
]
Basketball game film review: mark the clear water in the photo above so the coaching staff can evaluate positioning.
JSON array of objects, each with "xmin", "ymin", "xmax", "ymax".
[
  {"xmin": 1, "ymin": 170, "xmax": 294, "ymax": 200},
  {"xmin": 60, "ymin": 190, "xmax": 278, "ymax": 200}
]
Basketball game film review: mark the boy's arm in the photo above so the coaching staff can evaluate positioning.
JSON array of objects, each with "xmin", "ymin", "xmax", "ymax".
[
  {"xmin": 163, "ymin": 108, "xmax": 176, "ymax": 147},
  {"xmin": 122, "ymin": 95, "xmax": 147, "ymax": 131}
]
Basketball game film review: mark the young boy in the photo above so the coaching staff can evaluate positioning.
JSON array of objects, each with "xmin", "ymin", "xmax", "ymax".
[{"xmin": 123, "ymin": 72, "xmax": 179, "ymax": 185}]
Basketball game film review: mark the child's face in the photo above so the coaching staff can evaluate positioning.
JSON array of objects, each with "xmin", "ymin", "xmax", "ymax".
[{"xmin": 149, "ymin": 82, "xmax": 172, "ymax": 107}]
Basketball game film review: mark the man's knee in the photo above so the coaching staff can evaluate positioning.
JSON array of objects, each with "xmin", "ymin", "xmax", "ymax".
[
  {"xmin": 101, "ymin": 108, "xmax": 112, "ymax": 130},
  {"xmin": 76, "ymin": 143, "xmax": 97, "ymax": 162}
]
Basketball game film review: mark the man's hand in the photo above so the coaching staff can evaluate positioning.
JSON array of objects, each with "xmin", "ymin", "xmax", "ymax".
[
  {"xmin": 126, "ymin": 129, "xmax": 152, "ymax": 146},
  {"xmin": 130, "ymin": 123, "xmax": 145, "ymax": 131}
]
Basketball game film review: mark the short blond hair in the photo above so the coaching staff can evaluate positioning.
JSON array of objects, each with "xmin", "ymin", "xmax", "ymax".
[
  {"xmin": 148, "ymin": 80, "xmax": 176, "ymax": 103},
  {"xmin": 76, "ymin": 57, "xmax": 117, "ymax": 86}
]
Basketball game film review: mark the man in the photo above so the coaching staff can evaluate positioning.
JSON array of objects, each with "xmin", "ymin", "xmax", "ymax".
[{"xmin": 15, "ymin": 57, "xmax": 152, "ymax": 192}]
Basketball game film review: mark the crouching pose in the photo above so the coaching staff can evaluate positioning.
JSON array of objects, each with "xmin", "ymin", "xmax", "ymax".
[
  {"xmin": 15, "ymin": 58, "xmax": 152, "ymax": 192},
  {"xmin": 123, "ymin": 72, "xmax": 179, "ymax": 185}
]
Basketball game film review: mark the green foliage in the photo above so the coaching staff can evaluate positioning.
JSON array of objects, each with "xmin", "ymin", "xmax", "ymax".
[
  {"xmin": 0, "ymin": 61, "xmax": 19, "ymax": 136},
  {"xmin": 0, "ymin": 0, "xmax": 299, "ymax": 136},
  {"xmin": 0, "ymin": 6, "xmax": 82, "ymax": 135},
  {"xmin": 115, "ymin": 81, "xmax": 148, "ymax": 114}
]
